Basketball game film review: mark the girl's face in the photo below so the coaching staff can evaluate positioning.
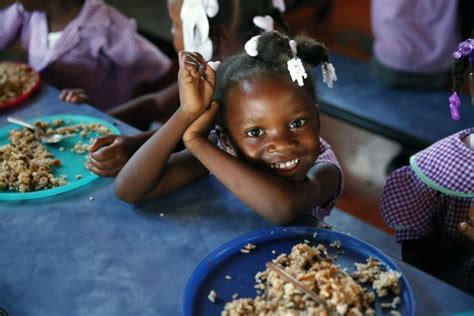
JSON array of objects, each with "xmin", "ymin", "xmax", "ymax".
[
  {"xmin": 220, "ymin": 77, "xmax": 321, "ymax": 182},
  {"xmin": 167, "ymin": 0, "xmax": 184, "ymax": 53}
]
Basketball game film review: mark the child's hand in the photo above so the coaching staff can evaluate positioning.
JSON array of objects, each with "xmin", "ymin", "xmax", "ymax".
[
  {"xmin": 458, "ymin": 205, "xmax": 474, "ymax": 242},
  {"xmin": 59, "ymin": 88, "xmax": 88, "ymax": 104},
  {"xmin": 177, "ymin": 51, "xmax": 217, "ymax": 120},
  {"xmin": 87, "ymin": 135, "xmax": 139, "ymax": 177},
  {"xmin": 183, "ymin": 100, "xmax": 220, "ymax": 149}
]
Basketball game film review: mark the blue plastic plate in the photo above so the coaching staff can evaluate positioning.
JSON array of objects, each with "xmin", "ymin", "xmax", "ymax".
[
  {"xmin": 0, "ymin": 115, "xmax": 120, "ymax": 200},
  {"xmin": 184, "ymin": 226, "xmax": 415, "ymax": 316}
]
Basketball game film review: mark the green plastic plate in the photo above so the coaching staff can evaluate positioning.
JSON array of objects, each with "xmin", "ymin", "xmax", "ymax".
[{"xmin": 0, "ymin": 115, "xmax": 120, "ymax": 200}]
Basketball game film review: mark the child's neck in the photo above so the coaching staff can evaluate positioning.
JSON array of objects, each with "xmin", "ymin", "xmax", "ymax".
[
  {"xmin": 463, "ymin": 133, "xmax": 474, "ymax": 150},
  {"xmin": 46, "ymin": 3, "xmax": 83, "ymax": 32}
]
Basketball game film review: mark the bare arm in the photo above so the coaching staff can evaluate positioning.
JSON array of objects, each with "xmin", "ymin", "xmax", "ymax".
[
  {"xmin": 115, "ymin": 52, "xmax": 217, "ymax": 202},
  {"xmin": 107, "ymin": 83, "xmax": 180, "ymax": 130},
  {"xmin": 184, "ymin": 135, "xmax": 340, "ymax": 225}
]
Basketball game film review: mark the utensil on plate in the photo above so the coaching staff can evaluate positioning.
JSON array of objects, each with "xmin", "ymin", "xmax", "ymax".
[{"xmin": 7, "ymin": 117, "xmax": 66, "ymax": 144}]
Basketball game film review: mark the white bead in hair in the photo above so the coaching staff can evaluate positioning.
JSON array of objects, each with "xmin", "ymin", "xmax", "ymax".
[
  {"xmin": 287, "ymin": 40, "xmax": 307, "ymax": 86},
  {"xmin": 321, "ymin": 62, "xmax": 337, "ymax": 88}
]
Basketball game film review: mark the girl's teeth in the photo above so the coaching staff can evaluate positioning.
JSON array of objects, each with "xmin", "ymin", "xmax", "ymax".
[{"xmin": 271, "ymin": 158, "xmax": 300, "ymax": 169}]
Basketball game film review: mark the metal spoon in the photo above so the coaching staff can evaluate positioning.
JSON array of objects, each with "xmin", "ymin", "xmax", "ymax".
[{"xmin": 7, "ymin": 117, "xmax": 66, "ymax": 144}]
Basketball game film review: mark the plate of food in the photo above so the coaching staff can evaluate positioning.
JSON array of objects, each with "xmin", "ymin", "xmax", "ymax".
[
  {"xmin": 0, "ymin": 62, "xmax": 41, "ymax": 110},
  {"xmin": 0, "ymin": 115, "xmax": 120, "ymax": 200},
  {"xmin": 184, "ymin": 226, "xmax": 415, "ymax": 316}
]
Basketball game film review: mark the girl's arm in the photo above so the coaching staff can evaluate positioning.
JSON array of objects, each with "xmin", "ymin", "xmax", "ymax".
[
  {"xmin": 183, "ymin": 126, "xmax": 341, "ymax": 225},
  {"xmin": 107, "ymin": 83, "xmax": 180, "ymax": 131},
  {"xmin": 115, "ymin": 52, "xmax": 217, "ymax": 202}
]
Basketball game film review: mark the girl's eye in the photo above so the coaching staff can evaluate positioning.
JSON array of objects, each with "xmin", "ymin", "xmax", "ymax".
[
  {"xmin": 246, "ymin": 128, "xmax": 264, "ymax": 138},
  {"xmin": 289, "ymin": 119, "xmax": 306, "ymax": 129}
]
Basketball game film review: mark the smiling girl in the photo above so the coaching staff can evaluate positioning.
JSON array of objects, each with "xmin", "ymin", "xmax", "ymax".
[{"xmin": 115, "ymin": 30, "xmax": 343, "ymax": 225}]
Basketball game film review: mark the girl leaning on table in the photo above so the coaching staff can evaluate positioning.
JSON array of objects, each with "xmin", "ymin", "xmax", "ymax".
[
  {"xmin": 0, "ymin": 0, "xmax": 172, "ymax": 110},
  {"xmin": 87, "ymin": 0, "xmax": 289, "ymax": 177},
  {"xmin": 115, "ymin": 29, "xmax": 343, "ymax": 225},
  {"xmin": 381, "ymin": 39, "xmax": 474, "ymax": 295}
]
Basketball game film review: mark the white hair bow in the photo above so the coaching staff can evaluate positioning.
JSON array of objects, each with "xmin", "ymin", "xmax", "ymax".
[
  {"xmin": 244, "ymin": 15, "xmax": 275, "ymax": 57},
  {"xmin": 272, "ymin": 0, "xmax": 286, "ymax": 12},
  {"xmin": 181, "ymin": 0, "xmax": 219, "ymax": 61}
]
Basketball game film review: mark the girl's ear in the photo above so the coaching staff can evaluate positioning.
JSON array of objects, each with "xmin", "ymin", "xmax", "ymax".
[{"xmin": 215, "ymin": 125, "xmax": 237, "ymax": 156}]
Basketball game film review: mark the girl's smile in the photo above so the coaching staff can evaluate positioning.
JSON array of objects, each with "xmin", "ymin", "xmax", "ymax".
[{"xmin": 221, "ymin": 76, "xmax": 321, "ymax": 182}]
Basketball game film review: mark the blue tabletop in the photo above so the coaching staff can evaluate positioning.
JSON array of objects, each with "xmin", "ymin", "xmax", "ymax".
[{"xmin": 0, "ymin": 85, "xmax": 472, "ymax": 315}]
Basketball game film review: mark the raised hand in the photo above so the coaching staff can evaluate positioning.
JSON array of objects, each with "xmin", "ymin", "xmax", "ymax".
[{"xmin": 177, "ymin": 51, "xmax": 217, "ymax": 120}]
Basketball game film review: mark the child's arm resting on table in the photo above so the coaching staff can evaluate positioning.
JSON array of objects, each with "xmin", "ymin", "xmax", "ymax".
[
  {"xmin": 114, "ymin": 52, "xmax": 216, "ymax": 202},
  {"xmin": 183, "ymin": 117, "xmax": 341, "ymax": 225}
]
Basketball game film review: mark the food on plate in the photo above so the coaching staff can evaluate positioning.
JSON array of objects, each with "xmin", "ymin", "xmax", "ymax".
[
  {"xmin": 222, "ymin": 242, "xmax": 402, "ymax": 316},
  {"xmin": 0, "ymin": 119, "xmax": 111, "ymax": 192},
  {"xmin": 0, "ymin": 62, "xmax": 39, "ymax": 107}
]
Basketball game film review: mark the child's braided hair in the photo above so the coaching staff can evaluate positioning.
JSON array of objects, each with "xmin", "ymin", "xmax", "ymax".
[{"xmin": 214, "ymin": 30, "xmax": 330, "ymax": 128}]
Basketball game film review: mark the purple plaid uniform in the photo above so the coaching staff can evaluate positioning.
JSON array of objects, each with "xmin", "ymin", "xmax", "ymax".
[
  {"xmin": 309, "ymin": 138, "xmax": 344, "ymax": 220},
  {"xmin": 381, "ymin": 128, "xmax": 474, "ymax": 293},
  {"xmin": 0, "ymin": 1, "xmax": 172, "ymax": 111}
]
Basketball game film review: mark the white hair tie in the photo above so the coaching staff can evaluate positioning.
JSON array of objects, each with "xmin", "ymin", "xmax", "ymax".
[
  {"xmin": 181, "ymin": 0, "xmax": 219, "ymax": 61},
  {"xmin": 253, "ymin": 15, "xmax": 274, "ymax": 32}
]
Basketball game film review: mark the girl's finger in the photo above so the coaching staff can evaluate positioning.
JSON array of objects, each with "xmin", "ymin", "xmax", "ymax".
[{"xmin": 89, "ymin": 135, "xmax": 117, "ymax": 152}]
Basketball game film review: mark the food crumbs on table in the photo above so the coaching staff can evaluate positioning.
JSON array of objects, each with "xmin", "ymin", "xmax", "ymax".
[
  {"xmin": 313, "ymin": 232, "xmax": 318, "ymax": 238},
  {"xmin": 330, "ymin": 240, "xmax": 341, "ymax": 249},
  {"xmin": 59, "ymin": 147, "xmax": 65, "ymax": 152},
  {"xmin": 272, "ymin": 250, "xmax": 276, "ymax": 255},
  {"xmin": 240, "ymin": 249, "xmax": 250, "ymax": 254},
  {"xmin": 208, "ymin": 290, "xmax": 217, "ymax": 303},
  {"xmin": 225, "ymin": 275, "xmax": 232, "ymax": 280},
  {"xmin": 89, "ymin": 196, "xmax": 94, "ymax": 201},
  {"xmin": 232, "ymin": 293, "xmax": 239, "ymax": 299},
  {"xmin": 160, "ymin": 213, "xmax": 165, "ymax": 217},
  {"xmin": 303, "ymin": 239, "xmax": 310, "ymax": 244},
  {"xmin": 75, "ymin": 174, "xmax": 82, "ymax": 180}
]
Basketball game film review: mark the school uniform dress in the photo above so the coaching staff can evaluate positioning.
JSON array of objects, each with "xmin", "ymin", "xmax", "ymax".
[
  {"xmin": 381, "ymin": 128, "xmax": 474, "ymax": 293},
  {"xmin": 309, "ymin": 138, "xmax": 344, "ymax": 220},
  {"xmin": 0, "ymin": 1, "xmax": 172, "ymax": 110}
]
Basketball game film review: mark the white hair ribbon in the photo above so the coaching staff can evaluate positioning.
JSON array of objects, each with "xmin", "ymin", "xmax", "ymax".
[
  {"xmin": 253, "ymin": 15, "xmax": 274, "ymax": 32},
  {"xmin": 245, "ymin": 35, "xmax": 261, "ymax": 57},
  {"xmin": 272, "ymin": 0, "xmax": 286, "ymax": 12},
  {"xmin": 287, "ymin": 40, "xmax": 308, "ymax": 86},
  {"xmin": 207, "ymin": 60, "xmax": 221, "ymax": 71},
  {"xmin": 181, "ymin": 0, "xmax": 219, "ymax": 61},
  {"xmin": 321, "ymin": 62, "xmax": 337, "ymax": 88}
]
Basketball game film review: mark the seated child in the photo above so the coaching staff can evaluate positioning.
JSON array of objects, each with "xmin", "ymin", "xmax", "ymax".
[
  {"xmin": 115, "ymin": 30, "xmax": 343, "ymax": 225},
  {"xmin": 0, "ymin": 0, "xmax": 172, "ymax": 110},
  {"xmin": 381, "ymin": 128, "xmax": 474, "ymax": 295},
  {"xmin": 87, "ymin": 0, "xmax": 289, "ymax": 176}
]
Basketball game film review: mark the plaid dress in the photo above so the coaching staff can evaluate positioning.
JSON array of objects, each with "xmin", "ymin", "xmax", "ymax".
[
  {"xmin": 381, "ymin": 128, "xmax": 474, "ymax": 293},
  {"xmin": 0, "ymin": 1, "xmax": 172, "ymax": 110}
]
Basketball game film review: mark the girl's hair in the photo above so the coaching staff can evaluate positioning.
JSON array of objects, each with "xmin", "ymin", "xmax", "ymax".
[
  {"xmin": 452, "ymin": 57, "xmax": 470, "ymax": 95},
  {"xmin": 214, "ymin": 30, "xmax": 329, "ymax": 128},
  {"xmin": 208, "ymin": 0, "xmax": 288, "ymax": 57}
]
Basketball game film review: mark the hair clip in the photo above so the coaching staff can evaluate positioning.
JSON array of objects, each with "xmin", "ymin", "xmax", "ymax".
[
  {"xmin": 287, "ymin": 40, "xmax": 307, "ymax": 86},
  {"xmin": 272, "ymin": 0, "xmax": 286, "ymax": 12},
  {"xmin": 181, "ymin": 0, "xmax": 219, "ymax": 61},
  {"xmin": 245, "ymin": 35, "xmax": 260, "ymax": 57},
  {"xmin": 449, "ymin": 92, "xmax": 461, "ymax": 121},
  {"xmin": 253, "ymin": 15, "xmax": 274, "ymax": 32},
  {"xmin": 321, "ymin": 62, "xmax": 337, "ymax": 88}
]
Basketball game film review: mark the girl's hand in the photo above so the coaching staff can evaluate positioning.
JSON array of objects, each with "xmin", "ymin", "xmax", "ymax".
[
  {"xmin": 87, "ymin": 135, "xmax": 141, "ymax": 177},
  {"xmin": 459, "ymin": 205, "xmax": 474, "ymax": 242},
  {"xmin": 59, "ymin": 88, "xmax": 88, "ymax": 104},
  {"xmin": 183, "ymin": 101, "xmax": 220, "ymax": 149},
  {"xmin": 177, "ymin": 51, "xmax": 217, "ymax": 120}
]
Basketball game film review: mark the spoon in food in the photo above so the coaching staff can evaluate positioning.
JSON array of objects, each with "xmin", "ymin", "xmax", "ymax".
[{"xmin": 7, "ymin": 117, "xmax": 66, "ymax": 144}]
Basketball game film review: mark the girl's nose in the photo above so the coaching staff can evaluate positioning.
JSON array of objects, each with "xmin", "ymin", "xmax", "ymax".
[{"xmin": 266, "ymin": 132, "xmax": 297, "ymax": 153}]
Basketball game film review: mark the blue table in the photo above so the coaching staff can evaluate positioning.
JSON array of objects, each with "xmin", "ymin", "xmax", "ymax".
[{"xmin": 0, "ymin": 85, "xmax": 472, "ymax": 315}]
